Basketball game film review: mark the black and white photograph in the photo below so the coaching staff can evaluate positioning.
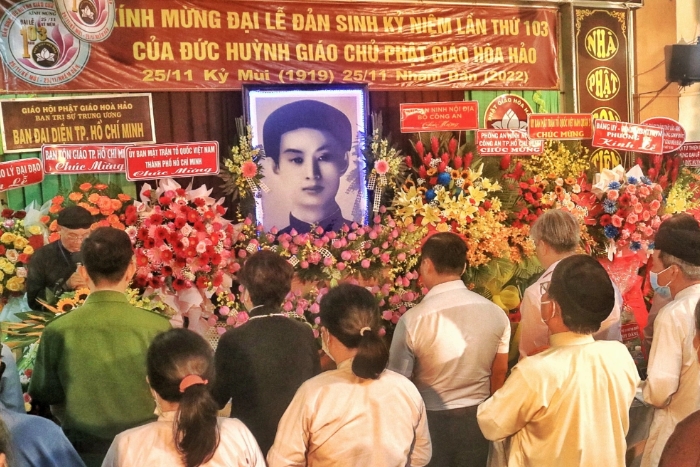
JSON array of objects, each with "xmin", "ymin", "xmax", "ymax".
[{"xmin": 245, "ymin": 85, "xmax": 368, "ymax": 234}]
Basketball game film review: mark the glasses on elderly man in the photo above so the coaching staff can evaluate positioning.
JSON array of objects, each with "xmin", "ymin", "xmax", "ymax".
[{"xmin": 62, "ymin": 231, "xmax": 90, "ymax": 242}]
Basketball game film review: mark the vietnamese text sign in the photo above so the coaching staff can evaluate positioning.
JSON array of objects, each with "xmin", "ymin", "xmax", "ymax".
[
  {"xmin": 42, "ymin": 143, "xmax": 130, "ymax": 174},
  {"xmin": 0, "ymin": 158, "xmax": 44, "ymax": 192},
  {"xmin": 641, "ymin": 117, "xmax": 686, "ymax": 153},
  {"xmin": 0, "ymin": 94, "xmax": 155, "ymax": 153},
  {"xmin": 621, "ymin": 322, "xmax": 640, "ymax": 342},
  {"xmin": 476, "ymin": 129, "xmax": 544, "ymax": 155},
  {"xmin": 400, "ymin": 101, "xmax": 479, "ymax": 132},
  {"xmin": 0, "ymin": 1, "xmax": 559, "ymax": 91},
  {"xmin": 679, "ymin": 142, "xmax": 700, "ymax": 167},
  {"xmin": 125, "ymin": 142, "xmax": 219, "ymax": 181},
  {"xmin": 528, "ymin": 113, "xmax": 593, "ymax": 140},
  {"xmin": 592, "ymin": 120, "xmax": 664, "ymax": 155}
]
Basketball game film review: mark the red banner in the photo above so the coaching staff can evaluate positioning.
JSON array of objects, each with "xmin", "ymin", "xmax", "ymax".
[
  {"xmin": 42, "ymin": 143, "xmax": 129, "ymax": 174},
  {"xmin": 476, "ymin": 129, "xmax": 544, "ymax": 155},
  {"xmin": 528, "ymin": 113, "xmax": 593, "ymax": 140},
  {"xmin": 641, "ymin": 117, "xmax": 686, "ymax": 153},
  {"xmin": 592, "ymin": 120, "xmax": 664, "ymax": 155},
  {"xmin": 400, "ymin": 101, "xmax": 478, "ymax": 133},
  {"xmin": 0, "ymin": 1, "xmax": 559, "ymax": 92},
  {"xmin": 679, "ymin": 142, "xmax": 700, "ymax": 167},
  {"xmin": 125, "ymin": 141, "xmax": 219, "ymax": 181},
  {"xmin": 0, "ymin": 158, "xmax": 44, "ymax": 192}
]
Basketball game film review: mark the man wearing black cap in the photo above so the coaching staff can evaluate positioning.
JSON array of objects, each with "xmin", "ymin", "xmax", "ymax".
[
  {"xmin": 26, "ymin": 205, "xmax": 93, "ymax": 310},
  {"xmin": 477, "ymin": 255, "xmax": 639, "ymax": 467},
  {"xmin": 262, "ymin": 100, "xmax": 353, "ymax": 234},
  {"xmin": 641, "ymin": 218, "xmax": 700, "ymax": 467}
]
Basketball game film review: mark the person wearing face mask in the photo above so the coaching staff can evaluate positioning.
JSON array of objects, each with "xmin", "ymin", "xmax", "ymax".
[
  {"xmin": 658, "ymin": 298, "xmax": 700, "ymax": 467},
  {"xmin": 212, "ymin": 250, "xmax": 320, "ymax": 456},
  {"xmin": 477, "ymin": 255, "xmax": 640, "ymax": 467},
  {"xmin": 641, "ymin": 220, "xmax": 700, "ymax": 467},
  {"xmin": 267, "ymin": 283, "xmax": 431, "ymax": 467},
  {"xmin": 642, "ymin": 214, "xmax": 700, "ymax": 359}
]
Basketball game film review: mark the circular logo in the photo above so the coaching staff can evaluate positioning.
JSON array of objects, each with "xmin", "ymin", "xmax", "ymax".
[
  {"xmin": 641, "ymin": 117, "xmax": 687, "ymax": 153},
  {"xmin": 586, "ymin": 67, "xmax": 621, "ymax": 101},
  {"xmin": 584, "ymin": 27, "xmax": 619, "ymax": 61},
  {"xmin": 55, "ymin": 0, "xmax": 115, "ymax": 42},
  {"xmin": 590, "ymin": 148, "xmax": 622, "ymax": 171},
  {"xmin": 484, "ymin": 94, "xmax": 534, "ymax": 130},
  {"xmin": 0, "ymin": 1, "xmax": 90, "ymax": 86},
  {"xmin": 592, "ymin": 107, "xmax": 621, "ymax": 122}
]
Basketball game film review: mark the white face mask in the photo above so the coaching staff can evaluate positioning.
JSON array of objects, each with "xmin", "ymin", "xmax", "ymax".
[{"xmin": 321, "ymin": 328, "xmax": 335, "ymax": 362}]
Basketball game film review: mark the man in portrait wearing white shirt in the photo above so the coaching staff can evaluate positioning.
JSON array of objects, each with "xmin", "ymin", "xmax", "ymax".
[
  {"xmin": 388, "ymin": 232, "xmax": 510, "ymax": 467},
  {"xmin": 477, "ymin": 254, "xmax": 640, "ymax": 467},
  {"xmin": 519, "ymin": 209, "xmax": 621, "ymax": 358},
  {"xmin": 641, "ymin": 220, "xmax": 700, "ymax": 467}
]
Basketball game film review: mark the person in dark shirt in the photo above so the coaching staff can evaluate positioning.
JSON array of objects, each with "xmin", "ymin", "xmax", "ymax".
[
  {"xmin": 26, "ymin": 206, "xmax": 93, "ymax": 310},
  {"xmin": 212, "ymin": 250, "xmax": 320, "ymax": 455},
  {"xmin": 262, "ymin": 100, "xmax": 353, "ymax": 234}
]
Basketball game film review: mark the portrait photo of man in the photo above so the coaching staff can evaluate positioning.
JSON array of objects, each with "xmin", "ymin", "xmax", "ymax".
[{"xmin": 247, "ymin": 87, "xmax": 368, "ymax": 234}]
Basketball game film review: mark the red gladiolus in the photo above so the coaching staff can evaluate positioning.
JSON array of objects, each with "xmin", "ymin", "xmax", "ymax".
[
  {"xmin": 423, "ymin": 156, "xmax": 432, "ymax": 167},
  {"xmin": 438, "ymin": 162, "xmax": 447, "ymax": 173},
  {"xmin": 464, "ymin": 152, "xmax": 473, "ymax": 168},
  {"xmin": 636, "ymin": 157, "xmax": 644, "ymax": 168},
  {"xmin": 453, "ymin": 156, "xmax": 463, "ymax": 169},
  {"xmin": 430, "ymin": 136, "xmax": 439, "ymax": 156},
  {"xmin": 500, "ymin": 154, "xmax": 511, "ymax": 170},
  {"xmin": 415, "ymin": 140, "xmax": 425, "ymax": 157},
  {"xmin": 404, "ymin": 156, "xmax": 413, "ymax": 168},
  {"xmin": 448, "ymin": 138, "xmax": 457, "ymax": 157},
  {"xmin": 659, "ymin": 175, "xmax": 669, "ymax": 189},
  {"xmin": 441, "ymin": 152, "xmax": 450, "ymax": 164},
  {"xmin": 648, "ymin": 168, "xmax": 657, "ymax": 181},
  {"xmin": 418, "ymin": 166, "xmax": 428, "ymax": 179}
]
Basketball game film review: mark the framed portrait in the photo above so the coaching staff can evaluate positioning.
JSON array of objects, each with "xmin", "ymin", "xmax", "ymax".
[{"xmin": 244, "ymin": 84, "xmax": 369, "ymax": 234}]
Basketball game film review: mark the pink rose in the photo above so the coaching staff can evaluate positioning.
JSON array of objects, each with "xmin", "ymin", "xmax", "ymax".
[
  {"xmin": 375, "ymin": 160, "xmax": 389, "ymax": 175},
  {"xmin": 341, "ymin": 251, "xmax": 352, "ymax": 261},
  {"xmin": 607, "ymin": 190, "xmax": 619, "ymax": 201},
  {"xmin": 612, "ymin": 215, "xmax": 623, "ymax": 228},
  {"xmin": 644, "ymin": 226, "xmax": 654, "ymax": 237},
  {"xmin": 626, "ymin": 213, "xmax": 638, "ymax": 224},
  {"xmin": 382, "ymin": 310, "xmax": 393, "ymax": 320},
  {"xmin": 635, "ymin": 203, "xmax": 644, "ymax": 214},
  {"xmin": 361, "ymin": 259, "xmax": 371, "ymax": 268},
  {"xmin": 380, "ymin": 253, "xmax": 391, "ymax": 263},
  {"xmin": 650, "ymin": 200, "xmax": 661, "ymax": 210},
  {"xmin": 631, "ymin": 232, "xmax": 642, "ymax": 242},
  {"xmin": 642, "ymin": 211, "xmax": 651, "ymax": 222},
  {"xmin": 323, "ymin": 257, "xmax": 333, "ymax": 267},
  {"xmin": 397, "ymin": 253, "xmax": 406, "ymax": 261},
  {"xmin": 219, "ymin": 306, "xmax": 230, "ymax": 316},
  {"xmin": 626, "ymin": 184, "xmax": 637, "ymax": 195},
  {"xmin": 336, "ymin": 262, "xmax": 346, "ymax": 271}
]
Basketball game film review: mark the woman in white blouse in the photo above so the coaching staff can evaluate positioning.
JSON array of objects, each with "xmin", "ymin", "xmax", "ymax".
[
  {"xmin": 102, "ymin": 329, "xmax": 264, "ymax": 467},
  {"xmin": 267, "ymin": 283, "xmax": 432, "ymax": 467}
]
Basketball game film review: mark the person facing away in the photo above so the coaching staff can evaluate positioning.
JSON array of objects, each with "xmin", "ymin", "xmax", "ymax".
[
  {"xmin": 387, "ymin": 232, "xmax": 510, "ymax": 467},
  {"xmin": 659, "ymin": 297, "xmax": 700, "ymax": 467},
  {"xmin": 0, "ymin": 349, "xmax": 85, "ymax": 467},
  {"xmin": 28, "ymin": 227, "xmax": 171, "ymax": 467},
  {"xmin": 268, "ymin": 283, "xmax": 431, "ymax": 467},
  {"xmin": 263, "ymin": 99, "xmax": 353, "ymax": 234},
  {"xmin": 477, "ymin": 255, "xmax": 640, "ymax": 467},
  {"xmin": 102, "ymin": 328, "xmax": 264, "ymax": 467},
  {"xmin": 519, "ymin": 209, "xmax": 622, "ymax": 358},
  {"xmin": 641, "ymin": 219, "xmax": 700, "ymax": 467},
  {"xmin": 0, "ymin": 344, "xmax": 25, "ymax": 414},
  {"xmin": 27, "ymin": 205, "xmax": 93, "ymax": 310},
  {"xmin": 212, "ymin": 250, "xmax": 320, "ymax": 455}
]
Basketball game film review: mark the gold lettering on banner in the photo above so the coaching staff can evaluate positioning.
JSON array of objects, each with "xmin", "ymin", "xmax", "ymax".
[
  {"xmin": 115, "ymin": 6, "xmax": 155, "ymax": 27},
  {"xmin": 161, "ymin": 9, "xmax": 222, "ymax": 28},
  {"xmin": 586, "ymin": 67, "xmax": 620, "ymax": 100},
  {"xmin": 409, "ymin": 15, "xmax": 452, "ymax": 34},
  {"xmin": 226, "ymin": 43, "xmax": 291, "ymax": 61},
  {"xmin": 590, "ymin": 148, "xmax": 622, "ymax": 171},
  {"xmin": 585, "ymin": 27, "xmax": 619, "ymax": 61},
  {"xmin": 336, "ymin": 15, "xmax": 379, "ymax": 32},
  {"xmin": 456, "ymin": 16, "xmax": 488, "ymax": 35},
  {"xmin": 592, "ymin": 107, "xmax": 621, "ymax": 122}
]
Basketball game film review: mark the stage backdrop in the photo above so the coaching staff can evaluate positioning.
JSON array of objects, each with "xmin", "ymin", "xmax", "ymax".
[{"xmin": 0, "ymin": 1, "xmax": 559, "ymax": 91}]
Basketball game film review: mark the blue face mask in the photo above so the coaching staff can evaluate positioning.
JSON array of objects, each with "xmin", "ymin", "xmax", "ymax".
[{"xmin": 650, "ymin": 266, "xmax": 673, "ymax": 299}]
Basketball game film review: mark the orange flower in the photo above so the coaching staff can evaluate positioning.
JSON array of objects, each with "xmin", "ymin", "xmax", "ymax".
[
  {"xmin": 79, "ymin": 182, "xmax": 92, "ymax": 191},
  {"xmin": 100, "ymin": 209, "xmax": 113, "ymax": 217},
  {"xmin": 117, "ymin": 194, "xmax": 131, "ymax": 202},
  {"xmin": 52, "ymin": 195, "xmax": 64, "ymax": 205},
  {"xmin": 111, "ymin": 199, "xmax": 122, "ymax": 211},
  {"xmin": 88, "ymin": 193, "xmax": 100, "ymax": 204},
  {"xmin": 49, "ymin": 220, "xmax": 58, "ymax": 231},
  {"xmin": 69, "ymin": 192, "xmax": 83, "ymax": 202},
  {"xmin": 94, "ymin": 183, "xmax": 108, "ymax": 190},
  {"xmin": 40, "ymin": 215, "xmax": 50, "ymax": 224},
  {"xmin": 78, "ymin": 202, "xmax": 91, "ymax": 211},
  {"xmin": 48, "ymin": 232, "xmax": 60, "ymax": 242},
  {"xmin": 112, "ymin": 221, "xmax": 125, "ymax": 230},
  {"xmin": 88, "ymin": 207, "xmax": 100, "ymax": 216},
  {"xmin": 97, "ymin": 196, "xmax": 112, "ymax": 210},
  {"xmin": 49, "ymin": 205, "xmax": 61, "ymax": 214}
]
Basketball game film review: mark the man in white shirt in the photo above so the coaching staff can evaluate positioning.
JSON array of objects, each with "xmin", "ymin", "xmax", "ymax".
[
  {"xmin": 641, "ymin": 221, "xmax": 700, "ymax": 467},
  {"xmin": 519, "ymin": 209, "xmax": 621, "ymax": 358},
  {"xmin": 388, "ymin": 232, "xmax": 510, "ymax": 467},
  {"xmin": 477, "ymin": 255, "xmax": 640, "ymax": 467}
]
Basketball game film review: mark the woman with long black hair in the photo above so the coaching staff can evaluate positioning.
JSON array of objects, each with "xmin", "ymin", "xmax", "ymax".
[
  {"xmin": 102, "ymin": 328, "xmax": 264, "ymax": 467},
  {"xmin": 267, "ymin": 283, "xmax": 432, "ymax": 467}
]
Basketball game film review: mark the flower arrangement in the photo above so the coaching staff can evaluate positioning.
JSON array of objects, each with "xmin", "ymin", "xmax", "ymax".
[
  {"xmin": 45, "ymin": 177, "xmax": 133, "ymax": 242},
  {"xmin": 126, "ymin": 179, "xmax": 237, "ymax": 295},
  {"xmin": 665, "ymin": 168, "xmax": 700, "ymax": 216},
  {"xmin": 363, "ymin": 114, "xmax": 406, "ymax": 213},
  {"xmin": 0, "ymin": 209, "xmax": 44, "ymax": 301},
  {"xmin": 521, "ymin": 140, "xmax": 591, "ymax": 182},
  {"xmin": 219, "ymin": 119, "xmax": 267, "ymax": 214}
]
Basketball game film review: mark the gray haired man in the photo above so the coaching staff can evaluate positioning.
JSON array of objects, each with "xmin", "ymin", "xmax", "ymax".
[{"xmin": 519, "ymin": 209, "xmax": 621, "ymax": 358}]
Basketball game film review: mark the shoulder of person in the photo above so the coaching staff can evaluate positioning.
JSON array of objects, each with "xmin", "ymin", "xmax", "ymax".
[{"xmin": 31, "ymin": 240, "xmax": 60, "ymax": 258}]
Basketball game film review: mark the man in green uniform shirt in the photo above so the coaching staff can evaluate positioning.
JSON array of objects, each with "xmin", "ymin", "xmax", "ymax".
[{"xmin": 29, "ymin": 227, "xmax": 171, "ymax": 467}]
